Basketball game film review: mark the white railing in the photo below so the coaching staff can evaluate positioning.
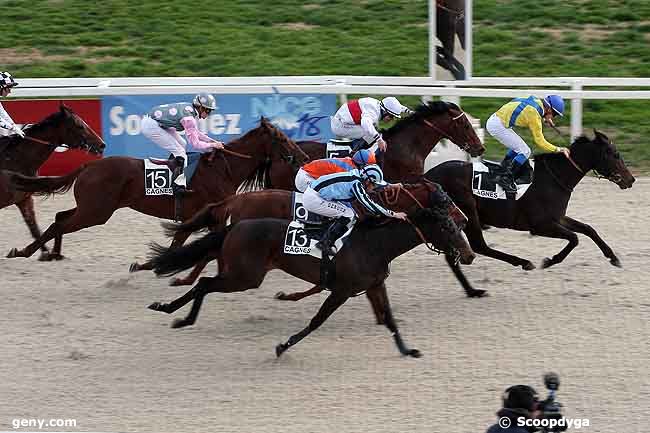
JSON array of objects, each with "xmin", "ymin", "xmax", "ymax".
[{"xmin": 10, "ymin": 76, "xmax": 650, "ymax": 140}]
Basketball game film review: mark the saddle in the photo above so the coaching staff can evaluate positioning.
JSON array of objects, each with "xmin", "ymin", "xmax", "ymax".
[{"xmin": 483, "ymin": 159, "xmax": 533, "ymax": 185}]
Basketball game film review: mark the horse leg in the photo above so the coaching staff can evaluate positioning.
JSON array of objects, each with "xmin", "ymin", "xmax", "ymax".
[
  {"xmin": 365, "ymin": 284, "xmax": 388, "ymax": 325},
  {"xmin": 130, "ymin": 230, "xmax": 191, "ymax": 272},
  {"xmin": 462, "ymin": 206, "xmax": 536, "ymax": 270},
  {"xmin": 7, "ymin": 204, "xmax": 114, "ymax": 259},
  {"xmin": 372, "ymin": 283, "xmax": 420, "ymax": 358},
  {"xmin": 14, "ymin": 196, "xmax": 50, "ymax": 258},
  {"xmin": 172, "ymin": 268, "xmax": 266, "ymax": 328},
  {"xmin": 445, "ymin": 252, "xmax": 487, "ymax": 297},
  {"xmin": 274, "ymin": 285, "xmax": 324, "ymax": 301},
  {"xmin": 560, "ymin": 216, "xmax": 621, "ymax": 267},
  {"xmin": 530, "ymin": 222, "xmax": 579, "ymax": 269},
  {"xmin": 148, "ymin": 276, "xmax": 213, "ymax": 315},
  {"xmin": 276, "ymin": 290, "xmax": 350, "ymax": 357},
  {"xmin": 45, "ymin": 208, "xmax": 76, "ymax": 261},
  {"xmin": 170, "ymin": 257, "xmax": 211, "ymax": 286}
]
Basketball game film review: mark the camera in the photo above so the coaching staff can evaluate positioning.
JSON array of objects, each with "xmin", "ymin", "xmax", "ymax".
[{"xmin": 538, "ymin": 372, "xmax": 568, "ymax": 432}]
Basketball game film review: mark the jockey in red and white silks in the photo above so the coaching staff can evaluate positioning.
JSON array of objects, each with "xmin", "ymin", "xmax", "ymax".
[
  {"xmin": 0, "ymin": 72, "xmax": 24, "ymax": 138},
  {"xmin": 330, "ymin": 97, "xmax": 410, "ymax": 152}
]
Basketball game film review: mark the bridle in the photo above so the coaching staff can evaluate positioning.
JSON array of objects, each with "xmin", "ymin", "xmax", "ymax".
[{"xmin": 420, "ymin": 110, "xmax": 475, "ymax": 153}]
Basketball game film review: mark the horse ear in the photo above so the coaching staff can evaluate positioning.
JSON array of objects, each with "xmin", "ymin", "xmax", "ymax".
[
  {"xmin": 59, "ymin": 103, "xmax": 71, "ymax": 113},
  {"xmin": 593, "ymin": 129, "xmax": 608, "ymax": 144}
]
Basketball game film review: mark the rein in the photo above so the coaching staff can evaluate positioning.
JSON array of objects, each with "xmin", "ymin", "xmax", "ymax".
[
  {"xmin": 421, "ymin": 111, "xmax": 472, "ymax": 152},
  {"xmin": 405, "ymin": 216, "xmax": 444, "ymax": 254},
  {"xmin": 24, "ymin": 135, "xmax": 53, "ymax": 146}
]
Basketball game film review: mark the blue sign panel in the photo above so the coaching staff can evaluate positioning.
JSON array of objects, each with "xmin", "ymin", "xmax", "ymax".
[{"xmin": 101, "ymin": 93, "xmax": 336, "ymax": 158}]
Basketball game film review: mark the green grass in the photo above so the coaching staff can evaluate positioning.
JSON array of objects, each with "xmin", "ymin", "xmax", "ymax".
[{"xmin": 2, "ymin": 0, "xmax": 649, "ymax": 171}]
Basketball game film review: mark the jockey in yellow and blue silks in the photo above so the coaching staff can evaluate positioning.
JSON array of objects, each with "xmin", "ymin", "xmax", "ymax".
[{"xmin": 486, "ymin": 95, "xmax": 570, "ymax": 193}]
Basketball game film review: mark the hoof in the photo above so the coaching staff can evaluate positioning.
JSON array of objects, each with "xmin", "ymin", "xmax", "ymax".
[
  {"xmin": 129, "ymin": 262, "xmax": 140, "ymax": 273},
  {"xmin": 147, "ymin": 302, "xmax": 169, "ymax": 313},
  {"xmin": 468, "ymin": 289, "xmax": 488, "ymax": 298},
  {"xmin": 39, "ymin": 252, "xmax": 64, "ymax": 261},
  {"xmin": 541, "ymin": 257, "xmax": 553, "ymax": 269},
  {"xmin": 274, "ymin": 291, "xmax": 287, "ymax": 300},
  {"xmin": 171, "ymin": 318, "xmax": 191, "ymax": 328},
  {"xmin": 522, "ymin": 261, "xmax": 536, "ymax": 271},
  {"xmin": 275, "ymin": 343, "xmax": 289, "ymax": 357},
  {"xmin": 6, "ymin": 248, "xmax": 19, "ymax": 258},
  {"xmin": 407, "ymin": 349, "xmax": 422, "ymax": 358},
  {"xmin": 170, "ymin": 278, "xmax": 191, "ymax": 287},
  {"xmin": 610, "ymin": 257, "xmax": 622, "ymax": 268}
]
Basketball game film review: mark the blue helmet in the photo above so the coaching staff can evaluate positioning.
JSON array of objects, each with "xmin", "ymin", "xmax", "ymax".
[
  {"xmin": 361, "ymin": 164, "xmax": 388, "ymax": 186},
  {"xmin": 351, "ymin": 149, "xmax": 376, "ymax": 166},
  {"xmin": 544, "ymin": 95, "xmax": 564, "ymax": 117}
]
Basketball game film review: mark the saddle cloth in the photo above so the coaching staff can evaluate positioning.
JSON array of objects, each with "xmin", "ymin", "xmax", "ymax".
[{"xmin": 472, "ymin": 159, "xmax": 534, "ymax": 200}]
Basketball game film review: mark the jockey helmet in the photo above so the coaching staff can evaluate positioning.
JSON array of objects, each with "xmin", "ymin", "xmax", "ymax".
[
  {"xmin": 544, "ymin": 95, "xmax": 564, "ymax": 117},
  {"xmin": 193, "ymin": 93, "xmax": 217, "ymax": 111},
  {"xmin": 352, "ymin": 149, "xmax": 376, "ymax": 166},
  {"xmin": 361, "ymin": 164, "xmax": 388, "ymax": 186},
  {"xmin": 380, "ymin": 97, "xmax": 409, "ymax": 118},
  {"xmin": 0, "ymin": 72, "xmax": 18, "ymax": 89}
]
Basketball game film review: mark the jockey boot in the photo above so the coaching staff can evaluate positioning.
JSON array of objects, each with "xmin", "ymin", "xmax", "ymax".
[
  {"xmin": 500, "ymin": 149, "xmax": 518, "ymax": 168},
  {"xmin": 350, "ymin": 138, "xmax": 368, "ymax": 152},
  {"xmin": 172, "ymin": 156, "xmax": 192, "ymax": 196},
  {"xmin": 496, "ymin": 159, "xmax": 523, "ymax": 194},
  {"xmin": 316, "ymin": 216, "xmax": 351, "ymax": 257}
]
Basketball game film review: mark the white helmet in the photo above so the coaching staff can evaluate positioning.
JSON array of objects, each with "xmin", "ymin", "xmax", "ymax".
[
  {"xmin": 361, "ymin": 164, "xmax": 388, "ymax": 186},
  {"xmin": 193, "ymin": 93, "xmax": 217, "ymax": 111},
  {"xmin": 380, "ymin": 97, "xmax": 409, "ymax": 118}
]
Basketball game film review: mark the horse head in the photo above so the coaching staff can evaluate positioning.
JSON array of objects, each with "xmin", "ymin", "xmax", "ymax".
[
  {"xmin": 385, "ymin": 101, "xmax": 485, "ymax": 158},
  {"xmin": 258, "ymin": 117, "xmax": 310, "ymax": 170},
  {"xmin": 571, "ymin": 130, "xmax": 635, "ymax": 189},
  {"xmin": 56, "ymin": 104, "xmax": 106, "ymax": 155}
]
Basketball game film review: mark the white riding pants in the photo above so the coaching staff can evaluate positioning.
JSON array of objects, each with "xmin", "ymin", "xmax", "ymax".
[
  {"xmin": 141, "ymin": 116, "xmax": 188, "ymax": 164},
  {"xmin": 330, "ymin": 115, "xmax": 377, "ymax": 144},
  {"xmin": 486, "ymin": 113, "xmax": 531, "ymax": 158},
  {"xmin": 294, "ymin": 168, "xmax": 316, "ymax": 193},
  {"xmin": 302, "ymin": 188, "xmax": 355, "ymax": 219}
]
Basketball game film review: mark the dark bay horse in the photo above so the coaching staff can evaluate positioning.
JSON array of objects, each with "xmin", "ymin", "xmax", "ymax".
[
  {"xmin": 0, "ymin": 104, "xmax": 106, "ymax": 260},
  {"xmin": 5, "ymin": 118, "xmax": 309, "ymax": 261},
  {"xmin": 436, "ymin": 0, "xmax": 466, "ymax": 80},
  {"xmin": 422, "ymin": 130, "xmax": 635, "ymax": 295},
  {"xmin": 268, "ymin": 101, "xmax": 485, "ymax": 189},
  {"xmin": 147, "ymin": 201, "xmax": 474, "ymax": 358},
  {"xmin": 160, "ymin": 181, "xmax": 474, "ymax": 290}
]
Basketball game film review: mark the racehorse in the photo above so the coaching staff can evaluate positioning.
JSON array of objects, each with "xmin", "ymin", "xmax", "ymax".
[
  {"xmin": 201, "ymin": 130, "xmax": 636, "ymax": 324},
  {"xmin": 159, "ymin": 180, "xmax": 475, "ymax": 294},
  {"xmin": 5, "ymin": 118, "xmax": 309, "ymax": 261},
  {"xmin": 147, "ymin": 194, "xmax": 475, "ymax": 358},
  {"xmin": 420, "ymin": 130, "xmax": 635, "ymax": 295},
  {"xmin": 0, "ymin": 104, "xmax": 105, "ymax": 260},
  {"xmin": 268, "ymin": 101, "xmax": 485, "ymax": 189}
]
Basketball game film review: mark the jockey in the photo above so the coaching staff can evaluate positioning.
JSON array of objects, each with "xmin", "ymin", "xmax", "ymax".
[
  {"xmin": 486, "ymin": 94, "xmax": 570, "ymax": 194},
  {"xmin": 140, "ymin": 92, "xmax": 225, "ymax": 194},
  {"xmin": 303, "ymin": 163, "xmax": 407, "ymax": 255},
  {"xmin": 330, "ymin": 96, "xmax": 411, "ymax": 155},
  {"xmin": 294, "ymin": 148, "xmax": 377, "ymax": 192},
  {"xmin": 0, "ymin": 72, "xmax": 24, "ymax": 139}
]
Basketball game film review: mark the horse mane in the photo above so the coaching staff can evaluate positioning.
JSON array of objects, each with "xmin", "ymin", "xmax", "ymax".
[
  {"xmin": 238, "ymin": 159, "xmax": 272, "ymax": 192},
  {"xmin": 533, "ymin": 134, "xmax": 591, "ymax": 163},
  {"xmin": 22, "ymin": 109, "xmax": 68, "ymax": 135},
  {"xmin": 382, "ymin": 101, "xmax": 454, "ymax": 135}
]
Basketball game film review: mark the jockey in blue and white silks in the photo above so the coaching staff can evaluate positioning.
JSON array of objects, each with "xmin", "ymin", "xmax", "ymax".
[{"xmin": 302, "ymin": 164, "xmax": 407, "ymax": 255}]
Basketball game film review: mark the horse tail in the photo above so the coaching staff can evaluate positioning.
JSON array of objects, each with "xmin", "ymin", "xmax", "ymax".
[
  {"xmin": 161, "ymin": 197, "xmax": 233, "ymax": 238},
  {"xmin": 8, "ymin": 165, "xmax": 85, "ymax": 197},
  {"xmin": 149, "ymin": 229, "xmax": 229, "ymax": 277}
]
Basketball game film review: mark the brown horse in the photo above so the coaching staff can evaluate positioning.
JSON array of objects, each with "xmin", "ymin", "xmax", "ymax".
[
  {"xmin": 160, "ymin": 181, "xmax": 475, "ymax": 293},
  {"xmin": 0, "ymin": 104, "xmax": 106, "ymax": 260},
  {"xmin": 5, "ymin": 118, "xmax": 309, "ymax": 261},
  {"xmin": 268, "ymin": 101, "xmax": 485, "ymax": 189},
  {"xmin": 147, "ymin": 193, "xmax": 474, "ymax": 358},
  {"xmin": 264, "ymin": 131, "xmax": 637, "ymax": 318}
]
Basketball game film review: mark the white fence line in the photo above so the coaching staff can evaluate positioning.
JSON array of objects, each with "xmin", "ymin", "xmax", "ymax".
[{"xmin": 9, "ymin": 76, "xmax": 650, "ymax": 140}]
